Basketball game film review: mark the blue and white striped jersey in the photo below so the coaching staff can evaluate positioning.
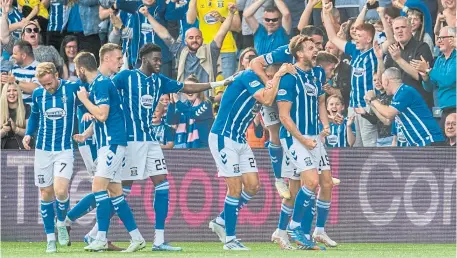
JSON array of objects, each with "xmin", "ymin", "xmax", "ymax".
[
  {"xmin": 151, "ymin": 121, "xmax": 175, "ymax": 145},
  {"xmin": 321, "ymin": 118, "xmax": 355, "ymax": 148},
  {"xmin": 344, "ymin": 42, "xmax": 377, "ymax": 108},
  {"xmin": 89, "ymin": 74, "xmax": 127, "ymax": 148},
  {"xmin": 26, "ymin": 80, "xmax": 79, "ymax": 151},
  {"xmin": 76, "ymin": 81, "xmax": 95, "ymax": 147},
  {"xmin": 211, "ymin": 70, "xmax": 265, "ymax": 143},
  {"xmin": 0, "ymin": 8, "xmax": 22, "ymax": 38},
  {"xmin": 263, "ymin": 44, "xmax": 294, "ymax": 65},
  {"xmin": 277, "ymin": 66, "xmax": 326, "ymax": 138},
  {"xmin": 12, "ymin": 60, "xmax": 40, "ymax": 104},
  {"xmin": 390, "ymin": 84, "xmax": 444, "ymax": 146},
  {"xmin": 392, "ymin": 120, "xmax": 409, "ymax": 147},
  {"xmin": 47, "ymin": 0, "xmax": 69, "ymax": 32},
  {"xmin": 112, "ymin": 69, "xmax": 183, "ymax": 142}
]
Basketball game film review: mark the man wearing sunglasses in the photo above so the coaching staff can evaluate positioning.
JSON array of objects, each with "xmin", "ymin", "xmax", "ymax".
[{"xmin": 243, "ymin": 0, "xmax": 292, "ymax": 55}]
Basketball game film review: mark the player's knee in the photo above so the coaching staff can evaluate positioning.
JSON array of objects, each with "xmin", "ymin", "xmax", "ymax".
[
  {"xmin": 319, "ymin": 178, "xmax": 333, "ymax": 192},
  {"xmin": 151, "ymin": 174, "xmax": 167, "ymax": 186},
  {"xmin": 54, "ymin": 188, "xmax": 68, "ymax": 201},
  {"xmin": 40, "ymin": 186, "xmax": 54, "ymax": 201},
  {"xmin": 245, "ymin": 182, "xmax": 260, "ymax": 196},
  {"xmin": 304, "ymin": 177, "xmax": 319, "ymax": 191}
]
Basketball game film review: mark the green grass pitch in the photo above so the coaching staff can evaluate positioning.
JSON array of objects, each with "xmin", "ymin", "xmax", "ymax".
[{"xmin": 1, "ymin": 242, "xmax": 456, "ymax": 258}]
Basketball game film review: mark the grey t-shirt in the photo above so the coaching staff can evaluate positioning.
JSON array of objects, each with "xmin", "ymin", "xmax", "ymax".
[
  {"xmin": 173, "ymin": 41, "xmax": 221, "ymax": 83},
  {"xmin": 33, "ymin": 45, "xmax": 64, "ymax": 69}
]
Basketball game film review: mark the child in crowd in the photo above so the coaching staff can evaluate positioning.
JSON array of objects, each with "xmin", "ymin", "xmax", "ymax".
[
  {"xmin": 322, "ymin": 95, "xmax": 356, "ymax": 148},
  {"xmin": 151, "ymin": 104, "xmax": 175, "ymax": 149}
]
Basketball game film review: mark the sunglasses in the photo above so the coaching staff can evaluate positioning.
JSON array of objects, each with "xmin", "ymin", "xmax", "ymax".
[
  {"xmin": 437, "ymin": 36, "xmax": 454, "ymax": 41},
  {"xmin": 264, "ymin": 18, "xmax": 279, "ymax": 23},
  {"xmin": 24, "ymin": 27, "xmax": 40, "ymax": 34}
]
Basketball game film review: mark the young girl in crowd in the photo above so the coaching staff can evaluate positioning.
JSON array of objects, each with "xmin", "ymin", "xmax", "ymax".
[
  {"xmin": 322, "ymin": 95, "xmax": 356, "ymax": 148},
  {"xmin": 0, "ymin": 83, "xmax": 30, "ymax": 149},
  {"xmin": 60, "ymin": 35, "xmax": 79, "ymax": 82},
  {"xmin": 151, "ymin": 103, "xmax": 175, "ymax": 149}
]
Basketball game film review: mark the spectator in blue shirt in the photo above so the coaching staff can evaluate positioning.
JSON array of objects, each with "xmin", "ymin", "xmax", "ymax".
[
  {"xmin": 365, "ymin": 67, "xmax": 445, "ymax": 146},
  {"xmin": 243, "ymin": 0, "xmax": 291, "ymax": 55},
  {"xmin": 412, "ymin": 26, "xmax": 456, "ymax": 129}
]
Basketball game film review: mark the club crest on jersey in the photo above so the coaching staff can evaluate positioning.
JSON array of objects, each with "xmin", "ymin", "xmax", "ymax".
[
  {"xmin": 61, "ymin": 96, "xmax": 67, "ymax": 103},
  {"xmin": 353, "ymin": 67, "xmax": 366, "ymax": 77},
  {"xmin": 304, "ymin": 83, "xmax": 317, "ymax": 96},
  {"xmin": 278, "ymin": 89, "xmax": 287, "ymax": 96},
  {"xmin": 44, "ymin": 107, "xmax": 66, "ymax": 120},
  {"xmin": 265, "ymin": 53, "xmax": 273, "ymax": 64},
  {"xmin": 397, "ymin": 131, "xmax": 407, "ymax": 143},
  {"xmin": 37, "ymin": 175, "xmax": 45, "ymax": 184},
  {"xmin": 249, "ymin": 80, "xmax": 261, "ymax": 88},
  {"xmin": 140, "ymin": 94, "xmax": 154, "ymax": 109}
]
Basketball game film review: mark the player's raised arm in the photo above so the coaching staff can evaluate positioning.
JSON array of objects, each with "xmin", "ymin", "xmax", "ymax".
[
  {"xmin": 252, "ymin": 63, "xmax": 295, "ymax": 106},
  {"xmin": 180, "ymin": 78, "xmax": 233, "ymax": 94}
]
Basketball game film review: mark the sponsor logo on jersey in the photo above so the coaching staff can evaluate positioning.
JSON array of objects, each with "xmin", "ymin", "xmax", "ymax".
[
  {"xmin": 140, "ymin": 94, "xmax": 154, "ymax": 109},
  {"xmin": 278, "ymin": 89, "xmax": 287, "ymax": 96},
  {"xmin": 353, "ymin": 67, "xmax": 366, "ymax": 77},
  {"xmin": 249, "ymin": 80, "xmax": 261, "ymax": 88},
  {"xmin": 304, "ymin": 83, "xmax": 317, "ymax": 96},
  {"xmin": 141, "ymin": 22, "xmax": 153, "ymax": 33},
  {"xmin": 326, "ymin": 135, "xmax": 339, "ymax": 146},
  {"xmin": 44, "ymin": 107, "xmax": 66, "ymax": 120},
  {"xmin": 204, "ymin": 13, "xmax": 218, "ymax": 24}
]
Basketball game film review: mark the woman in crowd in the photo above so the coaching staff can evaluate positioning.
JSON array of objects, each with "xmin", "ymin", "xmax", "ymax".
[
  {"xmin": 408, "ymin": 9, "xmax": 434, "ymax": 52},
  {"xmin": 0, "ymin": 82, "xmax": 30, "ymax": 149},
  {"xmin": 171, "ymin": 76, "xmax": 214, "ymax": 148},
  {"xmin": 21, "ymin": 21, "xmax": 67, "ymax": 78},
  {"xmin": 60, "ymin": 35, "xmax": 79, "ymax": 82}
]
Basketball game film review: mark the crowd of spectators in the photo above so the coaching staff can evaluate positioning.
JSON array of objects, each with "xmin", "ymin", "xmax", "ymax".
[{"xmin": 0, "ymin": 0, "xmax": 455, "ymax": 149}]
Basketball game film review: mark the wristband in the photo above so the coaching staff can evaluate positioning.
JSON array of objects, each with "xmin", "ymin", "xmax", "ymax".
[
  {"xmin": 209, "ymin": 80, "xmax": 226, "ymax": 89},
  {"xmin": 425, "ymin": 68, "xmax": 432, "ymax": 75}
]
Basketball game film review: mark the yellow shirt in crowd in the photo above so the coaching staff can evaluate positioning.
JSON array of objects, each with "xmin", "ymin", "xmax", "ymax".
[
  {"xmin": 196, "ymin": 0, "xmax": 237, "ymax": 53},
  {"xmin": 18, "ymin": 0, "xmax": 49, "ymax": 19}
]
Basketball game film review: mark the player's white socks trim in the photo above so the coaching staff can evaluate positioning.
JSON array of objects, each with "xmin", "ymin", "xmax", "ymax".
[
  {"xmin": 289, "ymin": 220, "xmax": 300, "ymax": 229},
  {"xmin": 216, "ymin": 216, "xmax": 225, "ymax": 226},
  {"xmin": 96, "ymin": 231, "xmax": 107, "ymax": 241},
  {"xmin": 129, "ymin": 228, "xmax": 143, "ymax": 241},
  {"xmin": 88, "ymin": 222, "xmax": 98, "ymax": 239},
  {"xmin": 226, "ymin": 235, "xmax": 236, "ymax": 243},
  {"xmin": 314, "ymin": 227, "xmax": 325, "ymax": 234},
  {"xmin": 47, "ymin": 233, "xmax": 56, "ymax": 242},
  {"xmin": 154, "ymin": 229, "xmax": 164, "ymax": 246}
]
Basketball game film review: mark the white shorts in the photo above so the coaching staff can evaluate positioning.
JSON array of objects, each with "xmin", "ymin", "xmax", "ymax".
[
  {"xmin": 281, "ymin": 135, "xmax": 330, "ymax": 180},
  {"xmin": 96, "ymin": 145, "xmax": 126, "ymax": 183},
  {"xmin": 121, "ymin": 141, "xmax": 168, "ymax": 181},
  {"xmin": 79, "ymin": 144, "xmax": 97, "ymax": 177},
  {"xmin": 260, "ymin": 104, "xmax": 280, "ymax": 127},
  {"xmin": 34, "ymin": 149, "xmax": 74, "ymax": 188},
  {"xmin": 209, "ymin": 133, "xmax": 258, "ymax": 178}
]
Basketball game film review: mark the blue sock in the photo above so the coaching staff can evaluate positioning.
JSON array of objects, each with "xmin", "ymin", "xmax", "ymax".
[
  {"xmin": 268, "ymin": 143, "xmax": 283, "ymax": 179},
  {"xmin": 56, "ymin": 197, "xmax": 70, "ymax": 222},
  {"xmin": 278, "ymin": 203, "xmax": 293, "ymax": 230},
  {"xmin": 94, "ymin": 191, "xmax": 111, "ymax": 233},
  {"xmin": 224, "ymin": 196, "xmax": 239, "ymax": 238},
  {"xmin": 301, "ymin": 195, "xmax": 316, "ymax": 235},
  {"xmin": 122, "ymin": 186, "xmax": 132, "ymax": 197},
  {"xmin": 154, "ymin": 180, "xmax": 169, "ymax": 230},
  {"xmin": 40, "ymin": 200, "xmax": 55, "ymax": 234},
  {"xmin": 111, "ymin": 195, "xmax": 138, "ymax": 232},
  {"xmin": 316, "ymin": 199, "xmax": 331, "ymax": 228},
  {"xmin": 290, "ymin": 186, "xmax": 315, "ymax": 229},
  {"xmin": 219, "ymin": 190, "xmax": 252, "ymax": 222},
  {"xmin": 67, "ymin": 193, "xmax": 96, "ymax": 222}
]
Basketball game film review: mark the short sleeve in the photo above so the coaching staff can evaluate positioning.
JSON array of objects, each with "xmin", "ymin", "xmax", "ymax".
[
  {"xmin": 240, "ymin": 72, "xmax": 265, "ymax": 96},
  {"xmin": 390, "ymin": 86, "xmax": 412, "ymax": 113},
  {"xmin": 344, "ymin": 42, "xmax": 358, "ymax": 59},
  {"xmin": 276, "ymin": 74, "xmax": 296, "ymax": 103},
  {"xmin": 112, "ymin": 70, "xmax": 129, "ymax": 91},
  {"xmin": 159, "ymin": 74, "xmax": 184, "ymax": 94},
  {"xmin": 94, "ymin": 80, "xmax": 111, "ymax": 106},
  {"xmin": 263, "ymin": 45, "xmax": 292, "ymax": 65}
]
